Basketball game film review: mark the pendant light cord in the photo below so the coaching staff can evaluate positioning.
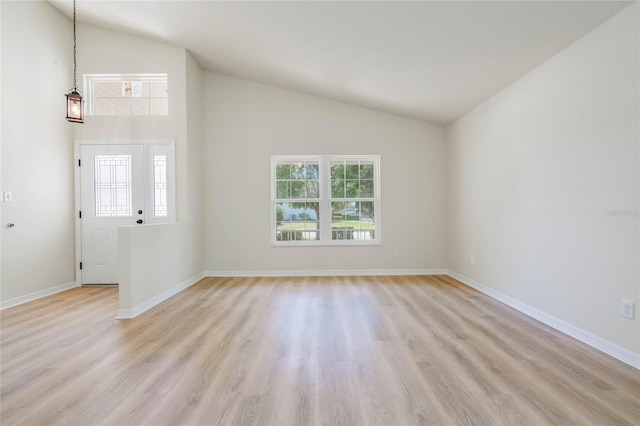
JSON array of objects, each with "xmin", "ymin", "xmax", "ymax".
[{"xmin": 72, "ymin": 0, "xmax": 78, "ymax": 92}]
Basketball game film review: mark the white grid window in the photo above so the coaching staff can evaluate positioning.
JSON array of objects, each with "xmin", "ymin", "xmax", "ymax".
[
  {"xmin": 272, "ymin": 155, "xmax": 380, "ymax": 246},
  {"xmin": 94, "ymin": 154, "xmax": 132, "ymax": 217},
  {"xmin": 274, "ymin": 160, "xmax": 320, "ymax": 241},
  {"xmin": 84, "ymin": 74, "xmax": 168, "ymax": 116},
  {"xmin": 330, "ymin": 159, "xmax": 376, "ymax": 241}
]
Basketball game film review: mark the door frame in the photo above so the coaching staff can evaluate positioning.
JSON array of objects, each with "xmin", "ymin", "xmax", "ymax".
[{"xmin": 74, "ymin": 139, "xmax": 175, "ymax": 286}]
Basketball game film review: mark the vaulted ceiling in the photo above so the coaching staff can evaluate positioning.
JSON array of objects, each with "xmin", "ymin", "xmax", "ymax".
[{"xmin": 48, "ymin": 0, "xmax": 633, "ymax": 125}]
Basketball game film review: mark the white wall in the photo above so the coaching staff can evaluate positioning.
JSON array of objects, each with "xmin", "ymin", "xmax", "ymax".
[
  {"xmin": 1, "ymin": 1, "xmax": 75, "ymax": 304},
  {"xmin": 73, "ymin": 23, "xmax": 189, "ymax": 202},
  {"xmin": 184, "ymin": 51, "xmax": 205, "ymax": 277},
  {"xmin": 203, "ymin": 73, "xmax": 446, "ymax": 274},
  {"xmin": 446, "ymin": 3, "xmax": 639, "ymax": 358},
  {"xmin": 1, "ymin": 0, "xmax": 3, "ymax": 298},
  {"xmin": 73, "ymin": 25, "xmax": 204, "ymax": 315},
  {"xmin": 119, "ymin": 51, "xmax": 204, "ymax": 316}
]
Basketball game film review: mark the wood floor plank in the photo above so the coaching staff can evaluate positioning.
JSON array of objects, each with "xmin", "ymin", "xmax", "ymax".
[{"xmin": 1, "ymin": 275, "xmax": 639, "ymax": 425}]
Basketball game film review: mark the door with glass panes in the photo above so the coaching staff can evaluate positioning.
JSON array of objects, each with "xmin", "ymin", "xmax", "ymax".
[
  {"xmin": 80, "ymin": 145, "xmax": 145, "ymax": 284},
  {"xmin": 79, "ymin": 143, "xmax": 173, "ymax": 284}
]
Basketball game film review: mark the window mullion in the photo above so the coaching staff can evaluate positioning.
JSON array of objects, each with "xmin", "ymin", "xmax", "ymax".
[{"xmin": 320, "ymin": 157, "xmax": 331, "ymax": 242}]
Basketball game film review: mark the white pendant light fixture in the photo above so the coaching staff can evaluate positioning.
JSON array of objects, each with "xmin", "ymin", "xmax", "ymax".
[{"xmin": 65, "ymin": 0, "xmax": 84, "ymax": 123}]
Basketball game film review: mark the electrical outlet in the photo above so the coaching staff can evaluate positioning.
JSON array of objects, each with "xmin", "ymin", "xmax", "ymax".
[
  {"xmin": 621, "ymin": 299, "xmax": 635, "ymax": 319},
  {"xmin": 394, "ymin": 249, "xmax": 400, "ymax": 257}
]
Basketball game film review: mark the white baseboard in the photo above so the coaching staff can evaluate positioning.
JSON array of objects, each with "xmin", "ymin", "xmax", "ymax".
[
  {"xmin": 447, "ymin": 270, "xmax": 640, "ymax": 370},
  {"xmin": 116, "ymin": 272, "xmax": 205, "ymax": 319},
  {"xmin": 0, "ymin": 281, "xmax": 79, "ymax": 310},
  {"xmin": 205, "ymin": 268, "xmax": 447, "ymax": 277}
]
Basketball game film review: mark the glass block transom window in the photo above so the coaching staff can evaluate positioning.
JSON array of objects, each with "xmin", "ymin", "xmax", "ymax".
[
  {"xmin": 94, "ymin": 155, "xmax": 132, "ymax": 217},
  {"xmin": 84, "ymin": 74, "xmax": 168, "ymax": 116},
  {"xmin": 272, "ymin": 155, "xmax": 380, "ymax": 246},
  {"xmin": 153, "ymin": 155, "xmax": 168, "ymax": 217}
]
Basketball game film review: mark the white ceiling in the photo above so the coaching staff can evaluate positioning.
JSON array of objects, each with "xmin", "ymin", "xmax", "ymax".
[{"xmin": 48, "ymin": 0, "xmax": 632, "ymax": 125}]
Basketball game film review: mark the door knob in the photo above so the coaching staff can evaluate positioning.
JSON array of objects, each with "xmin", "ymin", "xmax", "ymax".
[
  {"xmin": 138, "ymin": 210, "xmax": 143, "ymax": 215},
  {"xmin": 136, "ymin": 219, "xmax": 143, "ymax": 224}
]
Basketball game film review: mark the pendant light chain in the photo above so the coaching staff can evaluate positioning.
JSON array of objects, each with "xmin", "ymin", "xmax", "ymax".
[
  {"xmin": 65, "ymin": 0, "xmax": 84, "ymax": 123},
  {"xmin": 72, "ymin": 0, "xmax": 78, "ymax": 91}
]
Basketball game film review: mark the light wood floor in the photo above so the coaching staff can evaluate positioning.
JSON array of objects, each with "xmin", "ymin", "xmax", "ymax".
[{"xmin": 1, "ymin": 276, "xmax": 639, "ymax": 425}]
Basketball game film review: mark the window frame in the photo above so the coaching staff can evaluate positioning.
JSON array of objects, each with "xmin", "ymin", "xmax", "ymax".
[
  {"xmin": 83, "ymin": 73, "xmax": 169, "ymax": 117},
  {"xmin": 271, "ymin": 155, "xmax": 381, "ymax": 246}
]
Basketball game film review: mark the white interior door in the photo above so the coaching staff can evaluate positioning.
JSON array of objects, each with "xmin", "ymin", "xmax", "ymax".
[{"xmin": 80, "ymin": 144, "xmax": 145, "ymax": 284}]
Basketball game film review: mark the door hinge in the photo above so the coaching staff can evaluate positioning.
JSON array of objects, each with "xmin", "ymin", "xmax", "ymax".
[
  {"xmin": 79, "ymin": 262, "xmax": 83, "ymax": 270},
  {"xmin": 78, "ymin": 159, "xmax": 81, "ymax": 167},
  {"xmin": 79, "ymin": 210, "xmax": 82, "ymax": 219}
]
